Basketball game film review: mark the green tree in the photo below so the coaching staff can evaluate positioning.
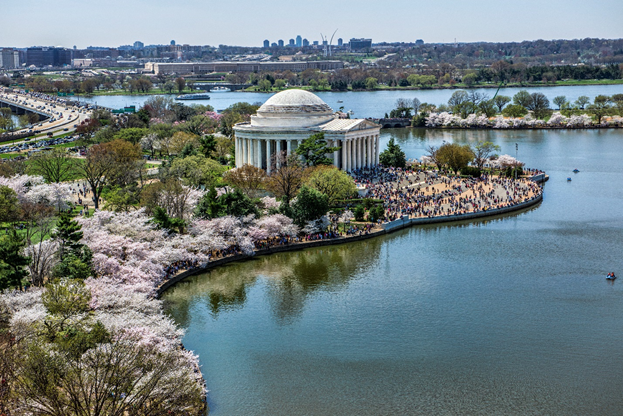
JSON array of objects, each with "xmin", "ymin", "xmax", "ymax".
[
  {"xmin": 0, "ymin": 186, "xmax": 20, "ymax": 223},
  {"xmin": 553, "ymin": 95, "xmax": 568, "ymax": 110},
  {"xmin": 471, "ymin": 141, "xmax": 501, "ymax": 169},
  {"xmin": 163, "ymin": 80, "xmax": 176, "ymax": 94},
  {"xmin": 462, "ymin": 73, "xmax": 478, "ymax": 86},
  {"xmin": 448, "ymin": 90, "xmax": 469, "ymax": 113},
  {"xmin": 175, "ymin": 77, "xmax": 186, "ymax": 93},
  {"xmin": 589, "ymin": 95, "xmax": 612, "ymax": 123},
  {"xmin": 526, "ymin": 92, "xmax": 550, "ymax": 119},
  {"xmin": 437, "ymin": 143, "xmax": 475, "ymax": 174},
  {"xmin": 151, "ymin": 206, "xmax": 186, "ymax": 233},
  {"xmin": 478, "ymin": 99, "xmax": 497, "ymax": 117},
  {"xmin": 575, "ymin": 95, "xmax": 590, "ymax": 110},
  {"xmin": 295, "ymin": 132, "xmax": 340, "ymax": 167},
  {"xmin": 502, "ymin": 104, "xmax": 528, "ymax": 118},
  {"xmin": 52, "ymin": 212, "xmax": 84, "ymax": 262},
  {"xmin": 513, "ymin": 90, "xmax": 532, "ymax": 108},
  {"xmin": 305, "ymin": 166, "xmax": 357, "ymax": 205},
  {"xmin": 379, "ymin": 138, "xmax": 406, "ymax": 168},
  {"xmin": 493, "ymin": 95, "xmax": 511, "ymax": 113},
  {"xmin": 291, "ymin": 185, "xmax": 329, "ymax": 226},
  {"xmin": 112, "ymin": 127, "xmax": 148, "ymax": 144},
  {"xmin": 611, "ymin": 94, "xmax": 623, "ymax": 116},
  {"xmin": 365, "ymin": 77, "xmax": 378, "ymax": 90},
  {"xmin": 168, "ymin": 154, "xmax": 226, "ymax": 187},
  {"xmin": 0, "ymin": 229, "xmax": 30, "ymax": 290}
]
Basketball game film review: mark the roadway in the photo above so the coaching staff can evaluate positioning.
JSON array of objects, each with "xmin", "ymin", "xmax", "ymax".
[{"xmin": 0, "ymin": 87, "xmax": 92, "ymax": 140}]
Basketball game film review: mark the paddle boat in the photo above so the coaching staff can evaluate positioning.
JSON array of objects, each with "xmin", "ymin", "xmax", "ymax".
[
  {"xmin": 567, "ymin": 177, "xmax": 572, "ymax": 181},
  {"xmin": 607, "ymin": 273, "xmax": 617, "ymax": 281},
  {"xmin": 573, "ymin": 169, "xmax": 580, "ymax": 173}
]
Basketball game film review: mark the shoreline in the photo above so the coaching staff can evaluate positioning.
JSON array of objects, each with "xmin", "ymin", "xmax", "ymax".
[{"xmin": 157, "ymin": 191, "xmax": 543, "ymax": 297}]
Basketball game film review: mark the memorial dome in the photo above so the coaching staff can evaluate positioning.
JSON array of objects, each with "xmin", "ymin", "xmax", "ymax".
[{"xmin": 250, "ymin": 89, "xmax": 335, "ymax": 128}]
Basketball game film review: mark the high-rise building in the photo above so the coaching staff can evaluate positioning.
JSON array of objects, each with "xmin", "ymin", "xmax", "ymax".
[
  {"xmin": 271, "ymin": 42, "xmax": 278, "ymax": 48},
  {"xmin": 278, "ymin": 39, "xmax": 284, "ymax": 47},
  {"xmin": 0, "ymin": 49, "xmax": 20, "ymax": 69},
  {"xmin": 171, "ymin": 40, "xmax": 176, "ymax": 46},
  {"xmin": 313, "ymin": 41, "xmax": 319, "ymax": 46},
  {"xmin": 26, "ymin": 47, "xmax": 71, "ymax": 67},
  {"xmin": 337, "ymin": 38, "xmax": 343, "ymax": 47},
  {"xmin": 349, "ymin": 38, "xmax": 372, "ymax": 50},
  {"xmin": 288, "ymin": 39, "xmax": 295, "ymax": 47},
  {"xmin": 296, "ymin": 35, "xmax": 302, "ymax": 47},
  {"xmin": 303, "ymin": 38, "xmax": 309, "ymax": 47},
  {"xmin": 415, "ymin": 39, "xmax": 424, "ymax": 45},
  {"xmin": 133, "ymin": 41, "xmax": 144, "ymax": 49},
  {"xmin": 263, "ymin": 39, "xmax": 270, "ymax": 48}
]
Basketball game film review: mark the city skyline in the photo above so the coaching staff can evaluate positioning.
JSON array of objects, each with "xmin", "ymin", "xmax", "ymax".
[{"xmin": 2, "ymin": 0, "xmax": 622, "ymax": 49}]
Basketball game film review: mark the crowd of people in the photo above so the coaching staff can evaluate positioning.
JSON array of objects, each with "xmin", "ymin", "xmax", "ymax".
[{"xmin": 351, "ymin": 166, "xmax": 543, "ymax": 222}]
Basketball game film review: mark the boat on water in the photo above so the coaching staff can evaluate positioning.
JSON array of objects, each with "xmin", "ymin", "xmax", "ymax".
[
  {"xmin": 573, "ymin": 169, "xmax": 580, "ymax": 173},
  {"xmin": 567, "ymin": 177, "xmax": 572, "ymax": 181},
  {"xmin": 337, "ymin": 100, "xmax": 343, "ymax": 103},
  {"xmin": 175, "ymin": 93, "xmax": 211, "ymax": 100},
  {"xmin": 211, "ymin": 86, "xmax": 231, "ymax": 92},
  {"xmin": 607, "ymin": 273, "xmax": 617, "ymax": 280}
]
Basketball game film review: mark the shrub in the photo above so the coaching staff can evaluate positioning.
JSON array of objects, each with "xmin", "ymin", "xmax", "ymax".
[
  {"xmin": 354, "ymin": 205, "xmax": 365, "ymax": 221},
  {"xmin": 461, "ymin": 166, "xmax": 481, "ymax": 177}
]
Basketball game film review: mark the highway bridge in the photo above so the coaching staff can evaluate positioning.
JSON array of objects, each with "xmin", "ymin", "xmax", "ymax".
[{"xmin": 0, "ymin": 88, "xmax": 91, "ymax": 140}]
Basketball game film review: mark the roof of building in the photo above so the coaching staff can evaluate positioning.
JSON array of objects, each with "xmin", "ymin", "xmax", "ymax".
[{"xmin": 257, "ymin": 89, "xmax": 333, "ymax": 116}]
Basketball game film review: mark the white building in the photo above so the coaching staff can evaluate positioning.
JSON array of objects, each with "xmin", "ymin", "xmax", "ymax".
[{"xmin": 233, "ymin": 89, "xmax": 381, "ymax": 173}]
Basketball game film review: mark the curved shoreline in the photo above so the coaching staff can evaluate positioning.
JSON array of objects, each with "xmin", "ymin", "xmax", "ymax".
[{"xmin": 157, "ymin": 192, "xmax": 543, "ymax": 297}]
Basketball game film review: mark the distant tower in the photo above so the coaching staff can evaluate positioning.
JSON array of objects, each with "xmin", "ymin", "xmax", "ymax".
[
  {"xmin": 133, "ymin": 41, "xmax": 144, "ymax": 49},
  {"xmin": 263, "ymin": 39, "xmax": 270, "ymax": 48},
  {"xmin": 271, "ymin": 42, "xmax": 277, "ymax": 48},
  {"xmin": 296, "ymin": 35, "xmax": 302, "ymax": 47},
  {"xmin": 337, "ymin": 38, "xmax": 343, "ymax": 47},
  {"xmin": 288, "ymin": 39, "xmax": 295, "ymax": 47},
  {"xmin": 73, "ymin": 45, "xmax": 77, "ymax": 50},
  {"xmin": 303, "ymin": 38, "xmax": 309, "ymax": 47},
  {"xmin": 278, "ymin": 39, "xmax": 284, "ymax": 47},
  {"xmin": 171, "ymin": 40, "xmax": 176, "ymax": 46}
]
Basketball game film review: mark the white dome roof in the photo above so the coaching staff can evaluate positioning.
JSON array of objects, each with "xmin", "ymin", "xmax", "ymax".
[
  {"xmin": 258, "ymin": 89, "xmax": 333, "ymax": 114},
  {"xmin": 251, "ymin": 89, "xmax": 335, "ymax": 128}
]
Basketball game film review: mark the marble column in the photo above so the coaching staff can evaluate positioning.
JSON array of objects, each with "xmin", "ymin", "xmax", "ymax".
[
  {"xmin": 333, "ymin": 139, "xmax": 340, "ymax": 168},
  {"xmin": 341, "ymin": 139, "xmax": 347, "ymax": 171},
  {"xmin": 255, "ymin": 139, "xmax": 261, "ymax": 167},
  {"xmin": 235, "ymin": 137, "xmax": 239, "ymax": 167},
  {"xmin": 375, "ymin": 135, "xmax": 380, "ymax": 164},
  {"xmin": 276, "ymin": 140, "xmax": 281, "ymax": 169},
  {"xmin": 366, "ymin": 136, "xmax": 374, "ymax": 168},
  {"xmin": 266, "ymin": 140, "xmax": 272, "ymax": 174},
  {"xmin": 242, "ymin": 139, "xmax": 249, "ymax": 165},
  {"xmin": 356, "ymin": 138, "xmax": 362, "ymax": 170},
  {"xmin": 286, "ymin": 139, "xmax": 292, "ymax": 158}
]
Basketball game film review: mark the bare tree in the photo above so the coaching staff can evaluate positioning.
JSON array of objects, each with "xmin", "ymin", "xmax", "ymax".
[
  {"xmin": 265, "ymin": 154, "xmax": 307, "ymax": 205},
  {"xmin": 28, "ymin": 148, "xmax": 77, "ymax": 183},
  {"xmin": 223, "ymin": 164, "xmax": 267, "ymax": 198}
]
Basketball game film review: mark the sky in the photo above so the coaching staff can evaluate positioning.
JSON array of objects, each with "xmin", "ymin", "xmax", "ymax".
[{"xmin": 2, "ymin": 0, "xmax": 622, "ymax": 48}]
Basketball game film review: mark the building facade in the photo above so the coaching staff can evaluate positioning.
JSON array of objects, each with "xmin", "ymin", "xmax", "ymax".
[
  {"xmin": 233, "ymin": 90, "xmax": 381, "ymax": 174},
  {"xmin": 145, "ymin": 60, "xmax": 344, "ymax": 75},
  {"xmin": 0, "ymin": 49, "xmax": 20, "ymax": 69}
]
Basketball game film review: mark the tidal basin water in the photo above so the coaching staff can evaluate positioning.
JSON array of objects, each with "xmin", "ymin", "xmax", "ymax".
[{"xmin": 163, "ymin": 129, "xmax": 623, "ymax": 415}]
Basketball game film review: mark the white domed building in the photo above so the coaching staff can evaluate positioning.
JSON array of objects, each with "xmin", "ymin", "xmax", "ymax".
[{"xmin": 233, "ymin": 89, "xmax": 381, "ymax": 173}]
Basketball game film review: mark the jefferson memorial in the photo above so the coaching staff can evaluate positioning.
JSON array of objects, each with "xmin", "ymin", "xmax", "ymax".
[{"xmin": 233, "ymin": 89, "xmax": 381, "ymax": 173}]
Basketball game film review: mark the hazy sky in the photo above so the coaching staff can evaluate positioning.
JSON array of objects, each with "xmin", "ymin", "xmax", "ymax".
[{"xmin": 2, "ymin": 0, "xmax": 622, "ymax": 48}]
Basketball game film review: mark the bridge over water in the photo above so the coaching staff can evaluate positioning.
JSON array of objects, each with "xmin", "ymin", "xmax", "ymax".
[
  {"xmin": 372, "ymin": 118, "xmax": 412, "ymax": 129},
  {"xmin": 194, "ymin": 83, "xmax": 253, "ymax": 92}
]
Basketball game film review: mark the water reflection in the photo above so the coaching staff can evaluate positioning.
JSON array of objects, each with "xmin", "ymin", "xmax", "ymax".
[{"xmin": 164, "ymin": 239, "xmax": 383, "ymax": 325}]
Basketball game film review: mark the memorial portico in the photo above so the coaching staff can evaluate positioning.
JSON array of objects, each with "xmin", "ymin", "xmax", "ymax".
[{"xmin": 234, "ymin": 89, "xmax": 381, "ymax": 173}]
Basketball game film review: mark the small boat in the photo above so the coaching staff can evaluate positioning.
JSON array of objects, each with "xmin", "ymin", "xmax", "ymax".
[
  {"xmin": 175, "ymin": 93, "xmax": 211, "ymax": 101},
  {"xmin": 337, "ymin": 100, "xmax": 343, "ymax": 103},
  {"xmin": 567, "ymin": 177, "xmax": 572, "ymax": 181},
  {"xmin": 211, "ymin": 86, "xmax": 230, "ymax": 92},
  {"xmin": 607, "ymin": 275, "xmax": 617, "ymax": 281},
  {"xmin": 573, "ymin": 169, "xmax": 580, "ymax": 173}
]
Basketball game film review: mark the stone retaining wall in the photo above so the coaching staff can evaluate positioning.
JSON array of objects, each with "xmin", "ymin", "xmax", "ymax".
[{"xmin": 156, "ymin": 193, "xmax": 543, "ymax": 297}]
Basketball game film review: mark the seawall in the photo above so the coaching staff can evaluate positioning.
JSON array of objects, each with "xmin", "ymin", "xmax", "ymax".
[{"xmin": 156, "ymin": 193, "xmax": 543, "ymax": 297}]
